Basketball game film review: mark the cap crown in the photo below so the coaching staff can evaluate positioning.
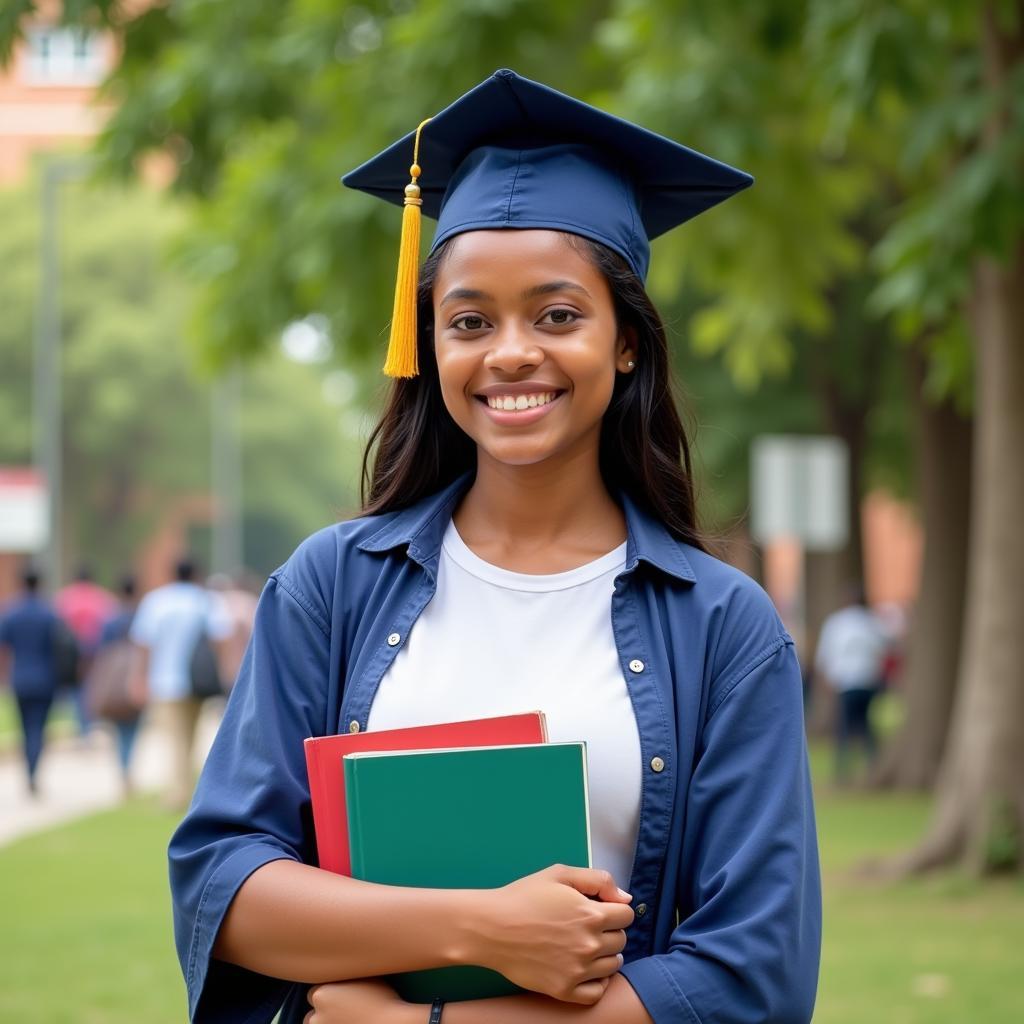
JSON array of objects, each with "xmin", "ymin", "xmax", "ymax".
[{"xmin": 343, "ymin": 69, "xmax": 753, "ymax": 281}]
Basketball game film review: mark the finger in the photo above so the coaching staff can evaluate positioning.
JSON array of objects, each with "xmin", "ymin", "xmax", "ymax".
[
  {"xmin": 554, "ymin": 865, "xmax": 631, "ymax": 903},
  {"xmin": 596, "ymin": 930, "xmax": 628, "ymax": 957},
  {"xmin": 599, "ymin": 903, "xmax": 636, "ymax": 929},
  {"xmin": 581, "ymin": 953, "xmax": 625, "ymax": 981},
  {"xmin": 598, "ymin": 905, "xmax": 630, "ymax": 929},
  {"xmin": 567, "ymin": 978, "xmax": 611, "ymax": 1005}
]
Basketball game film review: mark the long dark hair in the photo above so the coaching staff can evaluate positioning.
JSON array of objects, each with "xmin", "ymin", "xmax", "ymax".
[{"xmin": 360, "ymin": 233, "xmax": 706, "ymax": 551}]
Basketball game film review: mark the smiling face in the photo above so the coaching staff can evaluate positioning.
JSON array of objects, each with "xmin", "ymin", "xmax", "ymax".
[{"xmin": 432, "ymin": 230, "xmax": 636, "ymax": 469}]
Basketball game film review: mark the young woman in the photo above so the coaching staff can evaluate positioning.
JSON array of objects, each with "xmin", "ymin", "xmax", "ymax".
[{"xmin": 170, "ymin": 70, "xmax": 821, "ymax": 1024}]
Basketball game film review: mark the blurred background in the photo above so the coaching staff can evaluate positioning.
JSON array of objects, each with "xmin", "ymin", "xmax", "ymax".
[{"xmin": 0, "ymin": 1, "xmax": 1021, "ymax": 1021}]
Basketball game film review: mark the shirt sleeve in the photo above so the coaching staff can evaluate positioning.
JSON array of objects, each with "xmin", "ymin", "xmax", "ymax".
[
  {"xmin": 168, "ymin": 569, "xmax": 332, "ymax": 1023},
  {"xmin": 620, "ymin": 639, "xmax": 822, "ymax": 1024},
  {"xmin": 128, "ymin": 594, "xmax": 156, "ymax": 647}
]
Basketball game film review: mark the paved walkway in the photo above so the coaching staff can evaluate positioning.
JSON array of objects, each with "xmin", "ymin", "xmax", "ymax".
[{"xmin": 0, "ymin": 702, "xmax": 223, "ymax": 846}]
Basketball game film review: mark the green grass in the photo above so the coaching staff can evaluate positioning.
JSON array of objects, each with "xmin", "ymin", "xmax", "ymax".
[
  {"xmin": 814, "ymin": 783, "xmax": 1024, "ymax": 1023},
  {"xmin": 1, "ymin": 749, "xmax": 1022, "ymax": 1022},
  {"xmin": 0, "ymin": 801, "xmax": 184, "ymax": 1024}
]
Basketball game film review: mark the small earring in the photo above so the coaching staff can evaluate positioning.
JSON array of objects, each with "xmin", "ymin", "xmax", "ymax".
[{"xmin": 627, "ymin": 360, "xmax": 635, "ymax": 369}]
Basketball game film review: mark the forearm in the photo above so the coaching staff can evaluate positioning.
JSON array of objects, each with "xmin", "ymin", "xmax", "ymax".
[
  {"xmin": 213, "ymin": 859, "xmax": 489, "ymax": 983},
  {"xmin": 402, "ymin": 976, "xmax": 652, "ymax": 1024}
]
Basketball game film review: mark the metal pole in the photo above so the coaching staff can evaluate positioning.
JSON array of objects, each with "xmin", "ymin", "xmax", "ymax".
[
  {"xmin": 32, "ymin": 164, "xmax": 62, "ymax": 590},
  {"xmin": 211, "ymin": 365, "xmax": 244, "ymax": 575},
  {"xmin": 31, "ymin": 157, "xmax": 91, "ymax": 591}
]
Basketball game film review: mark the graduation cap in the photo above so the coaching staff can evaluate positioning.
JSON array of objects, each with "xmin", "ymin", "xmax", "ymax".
[{"xmin": 343, "ymin": 68, "xmax": 753, "ymax": 378}]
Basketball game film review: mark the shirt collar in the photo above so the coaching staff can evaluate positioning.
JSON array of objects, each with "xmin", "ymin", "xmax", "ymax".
[{"xmin": 358, "ymin": 472, "xmax": 697, "ymax": 585}]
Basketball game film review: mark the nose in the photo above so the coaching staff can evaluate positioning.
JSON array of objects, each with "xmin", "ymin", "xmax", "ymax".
[{"xmin": 483, "ymin": 322, "xmax": 544, "ymax": 374}]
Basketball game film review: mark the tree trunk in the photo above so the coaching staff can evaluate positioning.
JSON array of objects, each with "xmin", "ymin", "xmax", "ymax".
[
  {"xmin": 885, "ymin": 1, "xmax": 1024, "ymax": 876},
  {"xmin": 872, "ymin": 347, "xmax": 972, "ymax": 790},
  {"xmin": 900, "ymin": 241, "xmax": 1024, "ymax": 873},
  {"xmin": 804, "ymin": 548, "xmax": 848, "ymax": 736}
]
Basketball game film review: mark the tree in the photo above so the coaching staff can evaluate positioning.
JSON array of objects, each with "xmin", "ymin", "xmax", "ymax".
[
  {"xmin": 913, "ymin": 6, "xmax": 1024, "ymax": 869},
  {"xmin": 812, "ymin": 0, "xmax": 1024, "ymax": 869},
  {"xmin": 871, "ymin": 346, "xmax": 971, "ymax": 790},
  {"xmin": 596, "ymin": 0, "xmax": 920, "ymax": 732}
]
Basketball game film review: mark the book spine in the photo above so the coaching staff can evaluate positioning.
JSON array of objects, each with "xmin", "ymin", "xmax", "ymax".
[{"xmin": 343, "ymin": 758, "xmax": 365, "ymax": 879}]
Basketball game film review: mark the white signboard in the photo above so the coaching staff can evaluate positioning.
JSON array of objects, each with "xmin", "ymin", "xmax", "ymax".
[
  {"xmin": 0, "ymin": 468, "xmax": 49, "ymax": 552},
  {"xmin": 751, "ymin": 436, "xmax": 848, "ymax": 550}
]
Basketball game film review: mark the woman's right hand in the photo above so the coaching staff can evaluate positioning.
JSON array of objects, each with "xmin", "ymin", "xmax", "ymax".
[{"xmin": 473, "ymin": 864, "xmax": 635, "ymax": 1005}]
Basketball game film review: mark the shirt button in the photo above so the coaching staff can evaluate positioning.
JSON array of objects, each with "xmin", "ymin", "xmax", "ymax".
[
  {"xmin": 628, "ymin": 659, "xmax": 645, "ymax": 673},
  {"xmin": 650, "ymin": 756, "xmax": 665, "ymax": 773},
  {"xmin": 387, "ymin": 632, "xmax": 401, "ymax": 647},
  {"xmin": 348, "ymin": 720, "xmax": 361, "ymax": 734},
  {"xmin": 635, "ymin": 903, "xmax": 648, "ymax": 917}
]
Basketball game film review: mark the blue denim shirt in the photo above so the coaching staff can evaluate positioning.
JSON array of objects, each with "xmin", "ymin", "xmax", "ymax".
[{"xmin": 169, "ymin": 475, "xmax": 821, "ymax": 1023}]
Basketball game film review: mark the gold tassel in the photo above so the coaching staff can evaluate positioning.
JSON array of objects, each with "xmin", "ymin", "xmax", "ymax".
[{"xmin": 383, "ymin": 117, "xmax": 432, "ymax": 378}]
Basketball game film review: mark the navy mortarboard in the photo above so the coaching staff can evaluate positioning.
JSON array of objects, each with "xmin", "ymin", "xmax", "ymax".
[{"xmin": 343, "ymin": 68, "xmax": 753, "ymax": 378}]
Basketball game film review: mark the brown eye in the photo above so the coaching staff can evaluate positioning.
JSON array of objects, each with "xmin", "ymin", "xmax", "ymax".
[
  {"xmin": 541, "ymin": 309, "xmax": 578, "ymax": 326},
  {"xmin": 452, "ymin": 315, "xmax": 487, "ymax": 331}
]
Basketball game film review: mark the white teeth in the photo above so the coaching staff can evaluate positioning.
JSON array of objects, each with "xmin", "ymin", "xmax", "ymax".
[{"xmin": 486, "ymin": 392, "xmax": 558, "ymax": 411}]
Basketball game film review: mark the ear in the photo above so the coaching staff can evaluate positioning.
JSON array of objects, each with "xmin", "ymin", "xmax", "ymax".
[{"xmin": 615, "ymin": 324, "xmax": 638, "ymax": 373}]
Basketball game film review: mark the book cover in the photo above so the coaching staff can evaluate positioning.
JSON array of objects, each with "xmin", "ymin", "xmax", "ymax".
[
  {"xmin": 344, "ymin": 741, "xmax": 591, "ymax": 1003},
  {"xmin": 303, "ymin": 712, "xmax": 547, "ymax": 875}
]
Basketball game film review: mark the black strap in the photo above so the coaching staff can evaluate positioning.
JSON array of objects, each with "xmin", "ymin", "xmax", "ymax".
[{"xmin": 428, "ymin": 997, "xmax": 444, "ymax": 1023}]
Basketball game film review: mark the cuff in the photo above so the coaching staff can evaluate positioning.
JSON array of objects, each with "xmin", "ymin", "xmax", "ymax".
[
  {"xmin": 619, "ymin": 956, "xmax": 702, "ymax": 1024},
  {"xmin": 186, "ymin": 843, "xmax": 298, "ymax": 1020}
]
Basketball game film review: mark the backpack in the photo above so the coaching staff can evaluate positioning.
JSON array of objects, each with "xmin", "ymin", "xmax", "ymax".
[
  {"xmin": 52, "ymin": 618, "xmax": 81, "ymax": 689},
  {"xmin": 86, "ymin": 639, "xmax": 144, "ymax": 722},
  {"xmin": 189, "ymin": 630, "xmax": 224, "ymax": 700}
]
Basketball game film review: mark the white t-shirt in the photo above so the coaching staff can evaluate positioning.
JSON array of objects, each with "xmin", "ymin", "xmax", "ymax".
[
  {"xmin": 814, "ymin": 604, "xmax": 889, "ymax": 692},
  {"xmin": 367, "ymin": 520, "xmax": 643, "ymax": 890},
  {"xmin": 130, "ymin": 582, "xmax": 232, "ymax": 701}
]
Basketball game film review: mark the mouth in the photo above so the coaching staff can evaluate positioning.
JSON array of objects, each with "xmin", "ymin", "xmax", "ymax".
[
  {"xmin": 476, "ymin": 390, "xmax": 563, "ymax": 412},
  {"xmin": 473, "ymin": 389, "xmax": 566, "ymax": 424}
]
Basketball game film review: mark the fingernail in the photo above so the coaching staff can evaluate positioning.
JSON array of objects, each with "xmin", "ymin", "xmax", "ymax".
[{"xmin": 617, "ymin": 888, "xmax": 632, "ymax": 900}]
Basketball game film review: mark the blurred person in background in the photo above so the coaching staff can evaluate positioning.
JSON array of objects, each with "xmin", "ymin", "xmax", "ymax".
[
  {"xmin": 130, "ymin": 557, "xmax": 232, "ymax": 809},
  {"xmin": 87, "ymin": 574, "xmax": 146, "ymax": 799},
  {"xmin": 55, "ymin": 564, "xmax": 117, "ymax": 737},
  {"xmin": 205, "ymin": 571, "xmax": 260, "ymax": 692},
  {"xmin": 0, "ymin": 566, "xmax": 60, "ymax": 796},
  {"xmin": 814, "ymin": 584, "xmax": 891, "ymax": 785}
]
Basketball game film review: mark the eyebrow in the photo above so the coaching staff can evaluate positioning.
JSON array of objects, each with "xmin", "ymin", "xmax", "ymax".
[{"xmin": 439, "ymin": 280, "xmax": 591, "ymax": 306}]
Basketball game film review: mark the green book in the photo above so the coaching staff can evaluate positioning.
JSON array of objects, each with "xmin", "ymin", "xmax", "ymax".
[{"xmin": 343, "ymin": 741, "xmax": 592, "ymax": 1003}]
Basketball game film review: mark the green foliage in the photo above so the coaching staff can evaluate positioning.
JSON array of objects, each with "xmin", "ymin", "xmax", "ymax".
[
  {"xmin": 0, "ymin": 176, "xmax": 209, "ymax": 572},
  {"xmin": 0, "ymin": 173, "xmax": 363, "ymax": 583},
  {"xmin": 72, "ymin": 0, "xmax": 618, "ymax": 372},
  {"xmin": 808, "ymin": 0, "xmax": 1021, "ymax": 407},
  {"xmin": 3, "ymin": 0, "xmax": 1006, "ymax": 526},
  {"xmin": 603, "ymin": 0, "xmax": 872, "ymax": 389},
  {"xmin": 0, "ymin": 0, "xmax": 33, "ymax": 65},
  {"xmin": 0, "ymin": 2, "xmax": 997, "ymax": 398}
]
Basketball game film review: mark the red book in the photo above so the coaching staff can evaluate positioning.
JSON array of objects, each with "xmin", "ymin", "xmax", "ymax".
[{"xmin": 304, "ymin": 712, "xmax": 548, "ymax": 875}]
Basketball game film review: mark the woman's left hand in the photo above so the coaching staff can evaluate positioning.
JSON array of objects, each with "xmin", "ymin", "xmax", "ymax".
[{"xmin": 304, "ymin": 978, "xmax": 414, "ymax": 1024}]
